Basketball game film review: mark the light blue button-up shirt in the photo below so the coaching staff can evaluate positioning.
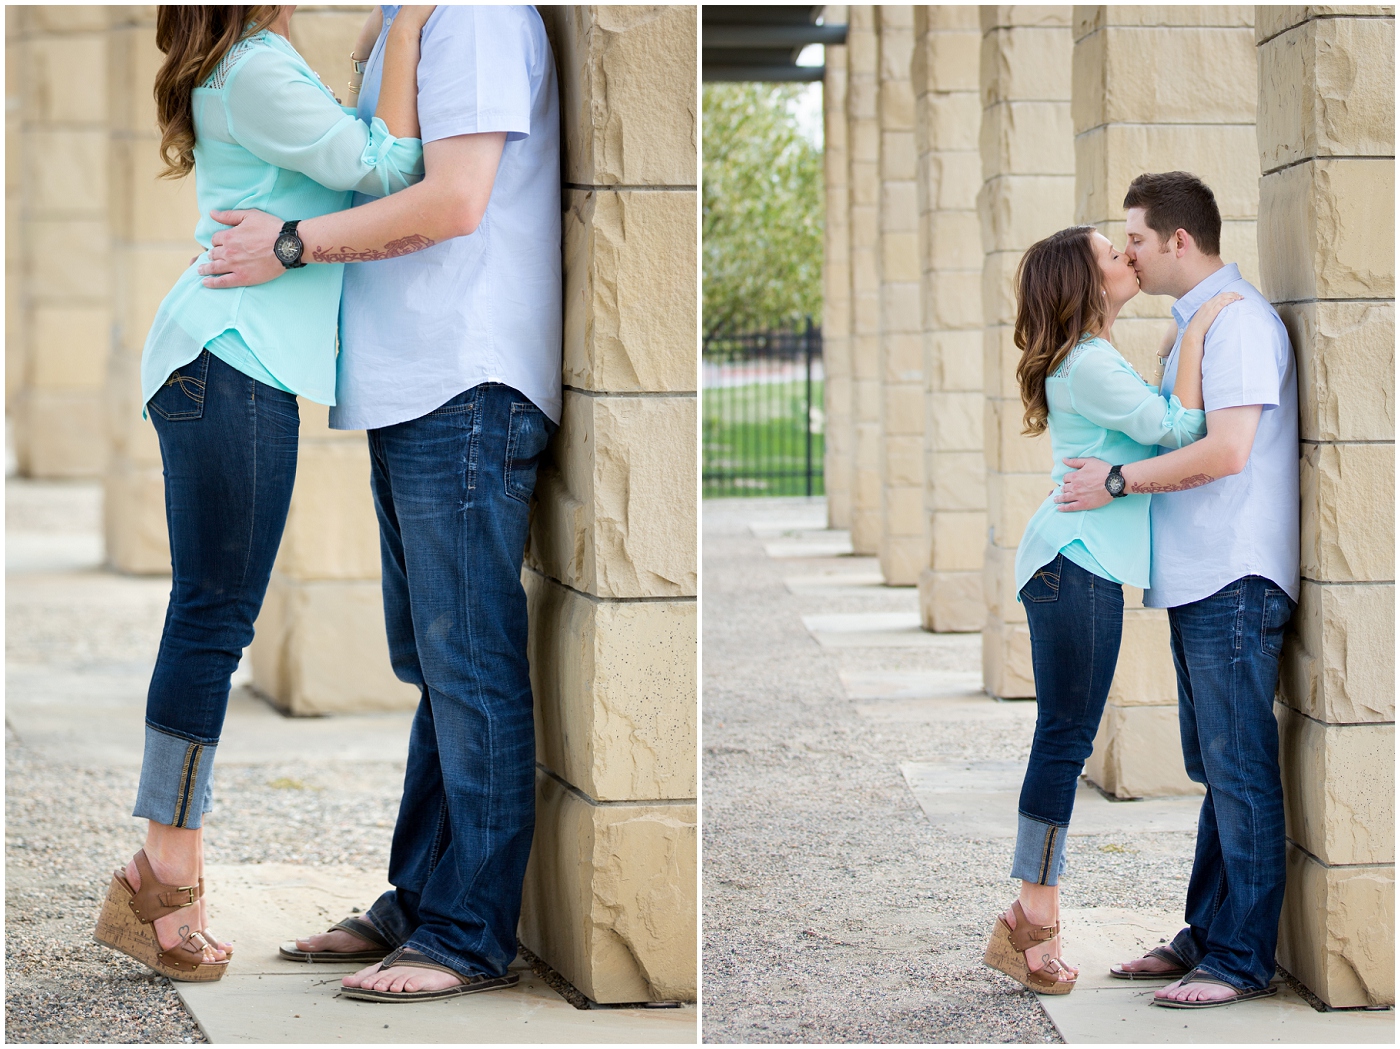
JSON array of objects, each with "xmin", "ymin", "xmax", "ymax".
[
  {"xmin": 1145, "ymin": 263, "xmax": 1300, "ymax": 607},
  {"xmin": 140, "ymin": 29, "xmax": 424, "ymax": 409},
  {"xmin": 1015, "ymin": 337, "xmax": 1207, "ymax": 594},
  {"xmin": 331, "ymin": 5, "xmax": 563, "ymax": 430}
]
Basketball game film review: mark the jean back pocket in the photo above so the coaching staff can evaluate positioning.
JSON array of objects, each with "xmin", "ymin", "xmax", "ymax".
[
  {"xmin": 148, "ymin": 350, "xmax": 210, "ymax": 422},
  {"xmin": 504, "ymin": 401, "xmax": 554, "ymax": 504}
]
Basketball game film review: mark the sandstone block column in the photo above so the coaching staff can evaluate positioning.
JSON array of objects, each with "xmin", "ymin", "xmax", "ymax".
[
  {"xmin": 846, "ymin": 6, "xmax": 883, "ymax": 555},
  {"xmin": 1257, "ymin": 4, "xmax": 1395, "ymax": 1008},
  {"xmin": 1073, "ymin": 6, "xmax": 1257, "ymax": 798},
  {"xmin": 874, "ymin": 6, "xmax": 924, "ymax": 586},
  {"xmin": 823, "ymin": 10, "xmax": 853, "ymax": 530},
  {"xmin": 913, "ymin": 6, "xmax": 985, "ymax": 631},
  {"xmin": 105, "ymin": 6, "xmax": 201, "ymax": 572},
  {"xmin": 979, "ymin": 7, "xmax": 1074, "ymax": 697},
  {"xmin": 13, "ymin": 6, "xmax": 114, "ymax": 478},
  {"xmin": 521, "ymin": 7, "xmax": 697, "ymax": 1005}
]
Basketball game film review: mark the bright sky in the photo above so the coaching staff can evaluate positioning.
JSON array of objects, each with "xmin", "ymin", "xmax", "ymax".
[{"xmin": 789, "ymin": 76, "xmax": 824, "ymax": 149}]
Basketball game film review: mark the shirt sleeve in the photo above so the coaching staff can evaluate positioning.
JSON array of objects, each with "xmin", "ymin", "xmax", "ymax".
[
  {"xmin": 415, "ymin": 6, "xmax": 534, "ymax": 143},
  {"xmin": 1199, "ymin": 302, "xmax": 1284, "ymax": 412},
  {"xmin": 1068, "ymin": 347, "xmax": 1208, "ymax": 450},
  {"xmin": 222, "ymin": 47, "xmax": 424, "ymax": 198}
]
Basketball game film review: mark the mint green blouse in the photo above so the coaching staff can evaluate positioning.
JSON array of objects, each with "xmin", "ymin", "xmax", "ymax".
[
  {"xmin": 1014, "ymin": 337, "xmax": 1208, "ymax": 593},
  {"xmin": 140, "ymin": 30, "xmax": 424, "ymax": 409}
]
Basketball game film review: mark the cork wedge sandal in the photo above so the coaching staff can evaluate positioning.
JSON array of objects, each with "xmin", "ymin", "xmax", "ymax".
[
  {"xmin": 983, "ymin": 900, "xmax": 1076, "ymax": 995},
  {"xmin": 93, "ymin": 849, "xmax": 228, "ymax": 982}
]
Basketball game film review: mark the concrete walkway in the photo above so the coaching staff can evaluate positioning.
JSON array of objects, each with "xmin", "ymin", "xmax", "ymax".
[
  {"xmin": 5, "ymin": 478, "xmax": 695, "ymax": 1044},
  {"xmin": 702, "ymin": 496, "xmax": 1391, "ymax": 1044}
]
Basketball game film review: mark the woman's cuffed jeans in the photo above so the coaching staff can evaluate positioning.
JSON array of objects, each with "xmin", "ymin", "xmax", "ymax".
[
  {"xmin": 134, "ymin": 350, "xmax": 299, "ymax": 829},
  {"xmin": 1012, "ymin": 553, "xmax": 1123, "ymax": 886},
  {"xmin": 357, "ymin": 383, "xmax": 555, "ymax": 980}
]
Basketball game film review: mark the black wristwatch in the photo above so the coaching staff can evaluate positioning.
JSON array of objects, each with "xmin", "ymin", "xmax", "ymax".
[
  {"xmin": 1105, "ymin": 464, "xmax": 1128, "ymax": 498},
  {"xmin": 273, "ymin": 220, "xmax": 307, "ymax": 269}
]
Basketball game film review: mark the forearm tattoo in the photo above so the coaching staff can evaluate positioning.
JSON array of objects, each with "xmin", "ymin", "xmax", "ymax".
[
  {"xmin": 1130, "ymin": 473, "xmax": 1214, "ymax": 494},
  {"xmin": 311, "ymin": 233, "xmax": 435, "ymax": 263}
]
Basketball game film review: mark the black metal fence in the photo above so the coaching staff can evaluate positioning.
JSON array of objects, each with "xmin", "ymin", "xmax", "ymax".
[{"xmin": 702, "ymin": 319, "xmax": 824, "ymax": 498}]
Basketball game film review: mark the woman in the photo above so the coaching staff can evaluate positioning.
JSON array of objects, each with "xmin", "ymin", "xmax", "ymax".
[
  {"xmin": 92, "ymin": 4, "xmax": 434, "ymax": 982},
  {"xmin": 981, "ymin": 225, "xmax": 1240, "ymax": 994}
]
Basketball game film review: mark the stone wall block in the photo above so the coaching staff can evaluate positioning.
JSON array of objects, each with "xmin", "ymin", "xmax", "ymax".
[
  {"xmin": 883, "ymin": 433, "xmax": 924, "ymax": 487},
  {"xmin": 109, "ymin": 136, "xmax": 202, "ymax": 245},
  {"xmin": 529, "ymin": 392, "xmax": 697, "ymax": 600},
  {"xmin": 1104, "ymin": 609, "xmax": 1178, "ymax": 706},
  {"xmin": 563, "ymin": 189, "xmax": 696, "ymax": 393},
  {"xmin": 1276, "ymin": 704, "xmax": 1395, "ymax": 866},
  {"xmin": 918, "ymin": 569, "xmax": 985, "ymax": 633},
  {"xmin": 26, "ymin": 219, "xmax": 110, "ymax": 301},
  {"xmin": 288, "ymin": 9, "xmax": 373, "ymax": 91},
  {"xmin": 982, "ymin": 540, "xmax": 1026, "ymax": 625},
  {"xmin": 982, "ymin": 615, "xmax": 1035, "ymax": 698},
  {"xmin": 1084, "ymin": 703, "xmax": 1202, "ymax": 799},
  {"xmin": 928, "ymin": 271, "xmax": 985, "ymax": 331},
  {"xmin": 982, "ymin": 326, "xmax": 1022, "ymax": 399},
  {"xmin": 931, "ymin": 330, "xmax": 985, "ymax": 391},
  {"xmin": 980, "ymin": 104, "xmax": 1077, "ymax": 176},
  {"xmin": 1277, "ymin": 844, "xmax": 1394, "ymax": 1008},
  {"xmin": 1299, "ymin": 441, "xmax": 1394, "ymax": 582},
  {"xmin": 26, "ymin": 35, "xmax": 107, "ymax": 123},
  {"xmin": 112, "ymin": 247, "xmax": 196, "ymax": 353},
  {"xmin": 250, "ymin": 574, "xmax": 420, "ymax": 716},
  {"xmin": 28, "ymin": 305, "xmax": 109, "ymax": 390},
  {"xmin": 1258, "ymin": 158, "xmax": 1395, "ymax": 301},
  {"xmin": 978, "ymin": 176, "xmax": 1077, "ymax": 256},
  {"xmin": 914, "ymin": 24, "xmax": 981, "ymax": 93},
  {"xmin": 1281, "ymin": 580, "xmax": 1395, "ymax": 724},
  {"xmin": 979, "ymin": 26, "xmax": 1073, "ymax": 107},
  {"xmin": 928, "ymin": 451, "xmax": 987, "ymax": 512},
  {"xmin": 984, "ymin": 398, "xmax": 1053, "ymax": 474},
  {"xmin": 525, "ymin": 571, "xmax": 696, "ymax": 802},
  {"xmin": 929, "ymin": 511, "xmax": 986, "ymax": 572},
  {"xmin": 927, "ymin": 391, "xmax": 984, "ymax": 453},
  {"xmin": 1279, "ymin": 301, "xmax": 1394, "ymax": 443},
  {"xmin": 980, "ymin": 7, "xmax": 1072, "ymax": 33},
  {"xmin": 16, "ymin": 389, "xmax": 107, "ymax": 478},
  {"xmin": 1077, "ymin": 6, "xmax": 1254, "ymax": 38},
  {"xmin": 923, "ymin": 210, "xmax": 984, "ymax": 272},
  {"xmin": 520, "ymin": 774, "xmax": 697, "ymax": 1004},
  {"xmin": 1258, "ymin": 15, "xmax": 1395, "ymax": 172},
  {"xmin": 25, "ymin": 128, "xmax": 107, "ymax": 213},
  {"xmin": 103, "ymin": 459, "xmax": 169, "ymax": 573},
  {"xmin": 274, "ymin": 441, "xmax": 381, "ymax": 582},
  {"xmin": 547, "ymin": 6, "xmax": 696, "ymax": 186},
  {"xmin": 108, "ymin": 25, "xmax": 164, "ymax": 134},
  {"xmin": 987, "ymin": 472, "xmax": 1050, "ymax": 549}
]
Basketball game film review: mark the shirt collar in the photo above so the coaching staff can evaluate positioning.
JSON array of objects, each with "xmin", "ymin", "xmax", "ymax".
[{"xmin": 1171, "ymin": 263, "xmax": 1240, "ymax": 328}]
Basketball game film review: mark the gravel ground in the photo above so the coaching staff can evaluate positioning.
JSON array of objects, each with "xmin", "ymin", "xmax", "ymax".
[
  {"xmin": 700, "ymin": 499, "xmax": 1193, "ymax": 1043},
  {"xmin": 5, "ymin": 479, "xmax": 406, "ymax": 1044}
]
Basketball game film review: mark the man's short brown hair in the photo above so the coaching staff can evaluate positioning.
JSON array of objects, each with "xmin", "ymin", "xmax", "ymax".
[{"xmin": 1122, "ymin": 171, "xmax": 1222, "ymax": 257}]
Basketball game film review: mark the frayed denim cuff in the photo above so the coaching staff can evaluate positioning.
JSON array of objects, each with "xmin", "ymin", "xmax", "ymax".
[
  {"xmin": 132, "ymin": 724, "xmax": 216, "ymax": 829},
  {"xmin": 1011, "ymin": 812, "xmax": 1068, "ymax": 886}
]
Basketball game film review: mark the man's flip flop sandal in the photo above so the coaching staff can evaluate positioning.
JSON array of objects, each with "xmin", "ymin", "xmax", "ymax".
[
  {"xmin": 337, "ymin": 947, "xmax": 520, "ymax": 1003},
  {"xmin": 1152, "ymin": 969, "xmax": 1279, "ymax": 1008},
  {"xmin": 1108, "ymin": 945, "xmax": 1190, "ymax": 980},
  {"xmin": 278, "ymin": 916, "xmax": 391, "ymax": 963}
]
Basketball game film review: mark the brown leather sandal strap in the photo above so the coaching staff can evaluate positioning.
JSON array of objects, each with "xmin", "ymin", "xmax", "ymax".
[
  {"xmin": 378, "ymin": 946, "xmax": 465, "ymax": 980},
  {"xmin": 158, "ymin": 930, "xmax": 220, "ymax": 973},
  {"xmin": 331, "ymin": 916, "xmax": 390, "ymax": 950},
  {"xmin": 127, "ymin": 849, "xmax": 201, "ymax": 923},
  {"xmin": 1005, "ymin": 901, "xmax": 1058, "ymax": 952}
]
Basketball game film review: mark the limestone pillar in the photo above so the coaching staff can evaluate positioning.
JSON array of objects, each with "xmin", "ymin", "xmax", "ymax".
[
  {"xmin": 979, "ymin": 7, "xmax": 1074, "ymax": 697},
  {"xmin": 521, "ymin": 7, "xmax": 697, "ymax": 1005},
  {"xmin": 105, "ymin": 7, "xmax": 200, "ymax": 572},
  {"xmin": 1256, "ymin": 5, "xmax": 1395, "ymax": 1008},
  {"xmin": 823, "ymin": 10, "xmax": 853, "ymax": 530},
  {"xmin": 874, "ymin": 7, "xmax": 923, "ymax": 586},
  {"xmin": 912, "ymin": 6, "xmax": 985, "ymax": 631},
  {"xmin": 1072, "ymin": 6, "xmax": 1258, "ymax": 798},
  {"xmin": 846, "ymin": 6, "xmax": 882, "ymax": 555},
  {"xmin": 12, "ymin": 6, "xmax": 113, "ymax": 478}
]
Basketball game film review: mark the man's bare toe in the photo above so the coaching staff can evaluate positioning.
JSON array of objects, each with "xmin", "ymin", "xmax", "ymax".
[{"xmin": 342, "ymin": 960, "xmax": 383, "ymax": 988}]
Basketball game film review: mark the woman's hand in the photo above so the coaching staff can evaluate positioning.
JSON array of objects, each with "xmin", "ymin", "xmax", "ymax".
[
  {"xmin": 1184, "ymin": 291, "xmax": 1242, "ymax": 343},
  {"xmin": 353, "ymin": 7, "xmax": 383, "ymax": 62},
  {"xmin": 391, "ymin": 6, "xmax": 436, "ymax": 35}
]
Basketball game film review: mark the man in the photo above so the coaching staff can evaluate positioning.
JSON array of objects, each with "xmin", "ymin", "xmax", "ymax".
[
  {"xmin": 1056, "ymin": 171, "xmax": 1298, "ymax": 1008},
  {"xmin": 200, "ymin": 5, "xmax": 560, "ymax": 1001}
]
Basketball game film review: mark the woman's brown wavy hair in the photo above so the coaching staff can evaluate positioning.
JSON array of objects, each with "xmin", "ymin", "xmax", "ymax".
[
  {"xmin": 1013, "ymin": 225, "xmax": 1109, "ymax": 436},
  {"xmin": 153, "ymin": 6, "xmax": 281, "ymax": 179}
]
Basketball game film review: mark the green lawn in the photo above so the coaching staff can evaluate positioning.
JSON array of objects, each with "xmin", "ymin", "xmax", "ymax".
[{"xmin": 703, "ymin": 378, "xmax": 825, "ymax": 498}]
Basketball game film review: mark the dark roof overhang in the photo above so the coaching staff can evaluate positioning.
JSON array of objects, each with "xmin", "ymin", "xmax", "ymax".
[{"xmin": 702, "ymin": 6, "xmax": 847, "ymax": 82}]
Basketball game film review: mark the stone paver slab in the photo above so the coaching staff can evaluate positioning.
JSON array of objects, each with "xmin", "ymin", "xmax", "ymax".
[
  {"xmin": 839, "ymin": 669, "xmax": 986, "ymax": 699},
  {"xmin": 802, "ymin": 611, "xmax": 969, "ymax": 648},
  {"xmin": 901, "ymin": 760, "xmax": 1202, "ymax": 838},
  {"xmin": 764, "ymin": 534, "xmax": 855, "ymax": 559}
]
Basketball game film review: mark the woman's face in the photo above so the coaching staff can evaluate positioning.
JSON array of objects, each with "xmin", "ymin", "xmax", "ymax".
[{"xmin": 1092, "ymin": 231, "xmax": 1139, "ymax": 312}]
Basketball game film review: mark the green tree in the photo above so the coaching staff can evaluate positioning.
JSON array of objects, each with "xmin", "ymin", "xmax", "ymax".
[{"xmin": 703, "ymin": 82, "xmax": 824, "ymax": 334}]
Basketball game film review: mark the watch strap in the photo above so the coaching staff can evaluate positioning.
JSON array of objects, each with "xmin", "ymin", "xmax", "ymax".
[{"xmin": 1106, "ymin": 464, "xmax": 1127, "ymax": 498}]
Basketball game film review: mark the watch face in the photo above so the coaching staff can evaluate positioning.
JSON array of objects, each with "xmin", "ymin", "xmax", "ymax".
[
  {"xmin": 1107, "ymin": 472, "xmax": 1125, "ymax": 496},
  {"xmin": 274, "ymin": 233, "xmax": 300, "ymax": 265}
]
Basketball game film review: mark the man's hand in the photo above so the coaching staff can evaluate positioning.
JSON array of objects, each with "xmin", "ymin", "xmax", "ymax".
[
  {"xmin": 198, "ymin": 209, "xmax": 287, "ymax": 288},
  {"xmin": 1056, "ymin": 457, "xmax": 1111, "ymax": 512}
]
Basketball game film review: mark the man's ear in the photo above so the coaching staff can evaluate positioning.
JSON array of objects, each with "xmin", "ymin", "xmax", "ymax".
[{"xmin": 1172, "ymin": 228, "xmax": 1192, "ymax": 258}]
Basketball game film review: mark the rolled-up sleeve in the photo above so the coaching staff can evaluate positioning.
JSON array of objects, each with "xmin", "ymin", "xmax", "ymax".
[
  {"xmin": 415, "ymin": 6, "xmax": 534, "ymax": 143},
  {"xmin": 1069, "ymin": 348, "xmax": 1207, "ymax": 450},
  {"xmin": 1200, "ymin": 304, "xmax": 1283, "ymax": 412},
  {"xmin": 223, "ymin": 48, "xmax": 423, "ymax": 198}
]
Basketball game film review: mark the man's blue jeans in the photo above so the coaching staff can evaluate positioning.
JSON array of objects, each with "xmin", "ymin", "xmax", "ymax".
[
  {"xmin": 1013, "ymin": 554, "xmax": 1124, "ymax": 885},
  {"xmin": 1166, "ymin": 575, "xmax": 1294, "ymax": 992},
  {"xmin": 360, "ymin": 383, "xmax": 554, "ymax": 979},
  {"xmin": 135, "ymin": 350, "xmax": 300, "ymax": 828}
]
